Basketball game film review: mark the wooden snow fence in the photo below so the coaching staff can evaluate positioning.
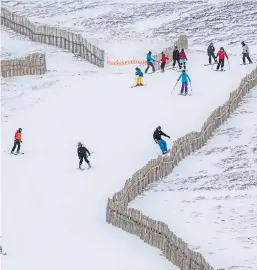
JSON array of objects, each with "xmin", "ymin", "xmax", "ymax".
[
  {"xmin": 1, "ymin": 7, "xmax": 105, "ymax": 68},
  {"xmin": 153, "ymin": 34, "xmax": 188, "ymax": 71},
  {"xmin": 1, "ymin": 53, "xmax": 46, "ymax": 78},
  {"xmin": 106, "ymin": 66, "xmax": 257, "ymax": 270}
]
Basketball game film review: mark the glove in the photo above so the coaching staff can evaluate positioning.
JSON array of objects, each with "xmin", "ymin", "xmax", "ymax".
[{"xmin": 186, "ymin": 58, "xmax": 188, "ymax": 61}]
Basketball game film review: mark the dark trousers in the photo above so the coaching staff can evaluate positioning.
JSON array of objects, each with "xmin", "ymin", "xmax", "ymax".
[
  {"xmin": 172, "ymin": 59, "xmax": 179, "ymax": 68},
  {"xmin": 160, "ymin": 62, "xmax": 166, "ymax": 72},
  {"xmin": 243, "ymin": 53, "xmax": 252, "ymax": 64},
  {"xmin": 216, "ymin": 59, "xmax": 224, "ymax": 70},
  {"xmin": 79, "ymin": 155, "xmax": 90, "ymax": 168},
  {"xmin": 208, "ymin": 52, "xmax": 216, "ymax": 64},
  {"xmin": 145, "ymin": 62, "xmax": 155, "ymax": 73},
  {"xmin": 11, "ymin": 140, "xmax": 20, "ymax": 153}
]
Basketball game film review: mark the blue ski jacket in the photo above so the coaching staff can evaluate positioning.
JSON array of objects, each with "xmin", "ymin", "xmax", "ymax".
[
  {"xmin": 136, "ymin": 69, "xmax": 143, "ymax": 77},
  {"xmin": 178, "ymin": 73, "xmax": 191, "ymax": 83},
  {"xmin": 147, "ymin": 53, "xmax": 154, "ymax": 62}
]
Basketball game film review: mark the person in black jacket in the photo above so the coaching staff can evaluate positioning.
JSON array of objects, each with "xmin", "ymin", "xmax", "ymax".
[
  {"xmin": 207, "ymin": 42, "xmax": 217, "ymax": 64},
  {"xmin": 153, "ymin": 126, "xmax": 170, "ymax": 154},
  {"xmin": 172, "ymin": 46, "xmax": 180, "ymax": 69},
  {"xmin": 77, "ymin": 142, "xmax": 91, "ymax": 169}
]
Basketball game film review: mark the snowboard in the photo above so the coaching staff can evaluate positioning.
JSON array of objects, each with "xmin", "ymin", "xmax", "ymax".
[{"xmin": 130, "ymin": 84, "xmax": 147, "ymax": 88}]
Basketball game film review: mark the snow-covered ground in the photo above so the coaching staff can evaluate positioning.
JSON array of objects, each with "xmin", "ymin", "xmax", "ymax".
[
  {"xmin": 131, "ymin": 87, "xmax": 257, "ymax": 270},
  {"xmin": 1, "ymin": 0, "xmax": 257, "ymax": 269},
  {"xmin": 2, "ymin": 0, "xmax": 257, "ymax": 58}
]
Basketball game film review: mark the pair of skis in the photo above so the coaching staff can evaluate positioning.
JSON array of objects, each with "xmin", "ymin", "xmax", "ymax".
[
  {"xmin": 130, "ymin": 84, "xmax": 147, "ymax": 88},
  {"xmin": 10, "ymin": 152, "xmax": 24, "ymax": 155}
]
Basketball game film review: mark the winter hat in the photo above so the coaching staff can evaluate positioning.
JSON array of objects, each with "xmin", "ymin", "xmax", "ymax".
[
  {"xmin": 182, "ymin": 70, "xmax": 186, "ymax": 73},
  {"xmin": 210, "ymin": 42, "xmax": 213, "ymax": 45},
  {"xmin": 18, "ymin": 128, "xmax": 22, "ymax": 131},
  {"xmin": 220, "ymin": 47, "xmax": 224, "ymax": 50},
  {"xmin": 241, "ymin": 41, "xmax": 245, "ymax": 46},
  {"xmin": 135, "ymin": 67, "xmax": 139, "ymax": 70},
  {"xmin": 149, "ymin": 51, "xmax": 152, "ymax": 54},
  {"xmin": 181, "ymin": 48, "xmax": 184, "ymax": 52},
  {"xmin": 157, "ymin": 126, "xmax": 161, "ymax": 130}
]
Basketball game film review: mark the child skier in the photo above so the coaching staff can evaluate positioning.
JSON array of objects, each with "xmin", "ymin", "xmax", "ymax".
[
  {"xmin": 177, "ymin": 70, "xmax": 191, "ymax": 95},
  {"xmin": 77, "ymin": 142, "xmax": 91, "ymax": 170},
  {"xmin": 179, "ymin": 48, "xmax": 187, "ymax": 70},
  {"xmin": 172, "ymin": 46, "xmax": 180, "ymax": 69},
  {"xmin": 135, "ymin": 67, "xmax": 144, "ymax": 86},
  {"xmin": 145, "ymin": 51, "xmax": 155, "ymax": 73},
  {"xmin": 241, "ymin": 41, "xmax": 252, "ymax": 64},
  {"xmin": 216, "ymin": 47, "xmax": 228, "ymax": 71},
  {"xmin": 153, "ymin": 126, "xmax": 170, "ymax": 155},
  {"xmin": 207, "ymin": 42, "xmax": 217, "ymax": 64},
  {"xmin": 11, "ymin": 128, "xmax": 22, "ymax": 154},
  {"xmin": 160, "ymin": 52, "xmax": 169, "ymax": 72}
]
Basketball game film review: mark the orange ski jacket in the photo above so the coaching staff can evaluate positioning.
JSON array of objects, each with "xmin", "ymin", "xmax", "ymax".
[{"xmin": 14, "ymin": 130, "xmax": 22, "ymax": 141}]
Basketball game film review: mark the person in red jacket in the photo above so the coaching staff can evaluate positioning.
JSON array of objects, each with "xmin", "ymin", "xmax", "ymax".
[
  {"xmin": 11, "ymin": 128, "xmax": 22, "ymax": 154},
  {"xmin": 216, "ymin": 47, "xmax": 228, "ymax": 71},
  {"xmin": 179, "ymin": 48, "xmax": 187, "ymax": 70},
  {"xmin": 160, "ymin": 52, "xmax": 169, "ymax": 72}
]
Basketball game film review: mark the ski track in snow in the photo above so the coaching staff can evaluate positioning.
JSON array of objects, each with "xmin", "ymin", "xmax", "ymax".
[{"xmin": 131, "ymin": 87, "xmax": 257, "ymax": 270}]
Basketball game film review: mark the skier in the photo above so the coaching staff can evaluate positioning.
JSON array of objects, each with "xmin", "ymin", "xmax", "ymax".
[
  {"xmin": 172, "ymin": 46, "xmax": 180, "ymax": 69},
  {"xmin": 145, "ymin": 51, "xmax": 155, "ymax": 73},
  {"xmin": 160, "ymin": 52, "xmax": 169, "ymax": 72},
  {"xmin": 216, "ymin": 47, "xmax": 228, "ymax": 71},
  {"xmin": 11, "ymin": 128, "xmax": 22, "ymax": 154},
  {"xmin": 177, "ymin": 70, "xmax": 191, "ymax": 95},
  {"xmin": 179, "ymin": 48, "xmax": 187, "ymax": 70},
  {"xmin": 153, "ymin": 126, "xmax": 170, "ymax": 155},
  {"xmin": 135, "ymin": 67, "xmax": 144, "ymax": 86},
  {"xmin": 77, "ymin": 142, "xmax": 91, "ymax": 170},
  {"xmin": 241, "ymin": 41, "xmax": 252, "ymax": 64},
  {"xmin": 207, "ymin": 42, "xmax": 217, "ymax": 64}
]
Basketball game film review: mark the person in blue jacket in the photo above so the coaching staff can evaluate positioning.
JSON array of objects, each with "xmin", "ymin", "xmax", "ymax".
[
  {"xmin": 177, "ymin": 70, "xmax": 191, "ymax": 95},
  {"xmin": 145, "ymin": 51, "xmax": 155, "ymax": 73},
  {"xmin": 135, "ymin": 67, "xmax": 144, "ymax": 86}
]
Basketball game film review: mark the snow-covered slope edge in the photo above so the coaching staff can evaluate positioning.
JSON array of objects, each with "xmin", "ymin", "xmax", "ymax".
[
  {"xmin": 106, "ymin": 67, "xmax": 257, "ymax": 269},
  {"xmin": 1, "ymin": 7, "xmax": 104, "ymax": 67}
]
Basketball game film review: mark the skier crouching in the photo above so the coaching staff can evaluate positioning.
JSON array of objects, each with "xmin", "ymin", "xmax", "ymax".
[
  {"xmin": 153, "ymin": 126, "xmax": 170, "ymax": 155},
  {"xmin": 177, "ymin": 70, "xmax": 191, "ymax": 96},
  {"xmin": 77, "ymin": 142, "xmax": 91, "ymax": 170},
  {"xmin": 135, "ymin": 67, "xmax": 144, "ymax": 86}
]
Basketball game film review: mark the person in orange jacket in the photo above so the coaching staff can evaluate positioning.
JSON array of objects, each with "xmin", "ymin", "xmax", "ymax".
[
  {"xmin": 216, "ymin": 47, "xmax": 228, "ymax": 71},
  {"xmin": 11, "ymin": 128, "xmax": 22, "ymax": 154}
]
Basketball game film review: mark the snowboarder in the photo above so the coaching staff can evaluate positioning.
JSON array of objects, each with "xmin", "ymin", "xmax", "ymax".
[
  {"xmin": 153, "ymin": 126, "xmax": 170, "ymax": 155},
  {"xmin": 135, "ymin": 67, "xmax": 144, "ymax": 86},
  {"xmin": 160, "ymin": 52, "xmax": 169, "ymax": 72},
  {"xmin": 216, "ymin": 47, "xmax": 228, "ymax": 71},
  {"xmin": 177, "ymin": 70, "xmax": 191, "ymax": 95},
  {"xmin": 11, "ymin": 128, "xmax": 22, "ymax": 154},
  {"xmin": 145, "ymin": 51, "xmax": 155, "ymax": 73},
  {"xmin": 77, "ymin": 142, "xmax": 91, "ymax": 170},
  {"xmin": 207, "ymin": 42, "xmax": 217, "ymax": 64},
  {"xmin": 241, "ymin": 41, "xmax": 252, "ymax": 64},
  {"xmin": 179, "ymin": 49, "xmax": 187, "ymax": 70},
  {"xmin": 172, "ymin": 46, "xmax": 180, "ymax": 69}
]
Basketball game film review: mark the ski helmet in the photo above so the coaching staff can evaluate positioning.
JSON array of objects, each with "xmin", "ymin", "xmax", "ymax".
[
  {"xmin": 78, "ymin": 142, "xmax": 82, "ymax": 147},
  {"xmin": 181, "ymin": 48, "xmax": 184, "ymax": 52},
  {"xmin": 135, "ymin": 67, "xmax": 139, "ymax": 70},
  {"xmin": 220, "ymin": 47, "xmax": 224, "ymax": 50},
  {"xmin": 241, "ymin": 41, "xmax": 245, "ymax": 46},
  {"xmin": 18, "ymin": 128, "xmax": 22, "ymax": 131},
  {"xmin": 149, "ymin": 51, "xmax": 152, "ymax": 54},
  {"xmin": 157, "ymin": 126, "xmax": 161, "ymax": 130},
  {"xmin": 182, "ymin": 70, "xmax": 186, "ymax": 73}
]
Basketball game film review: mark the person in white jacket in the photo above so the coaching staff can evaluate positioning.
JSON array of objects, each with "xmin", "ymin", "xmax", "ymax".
[{"xmin": 241, "ymin": 41, "xmax": 252, "ymax": 64}]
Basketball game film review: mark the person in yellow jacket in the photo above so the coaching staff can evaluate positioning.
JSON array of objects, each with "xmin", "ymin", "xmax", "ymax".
[{"xmin": 135, "ymin": 67, "xmax": 144, "ymax": 86}]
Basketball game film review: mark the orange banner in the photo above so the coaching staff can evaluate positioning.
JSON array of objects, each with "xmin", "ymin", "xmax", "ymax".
[{"xmin": 107, "ymin": 59, "xmax": 147, "ymax": 66}]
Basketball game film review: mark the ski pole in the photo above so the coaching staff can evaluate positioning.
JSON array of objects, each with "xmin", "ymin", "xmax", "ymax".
[
  {"xmin": 171, "ymin": 81, "xmax": 178, "ymax": 95},
  {"xmin": 227, "ymin": 59, "xmax": 230, "ymax": 70}
]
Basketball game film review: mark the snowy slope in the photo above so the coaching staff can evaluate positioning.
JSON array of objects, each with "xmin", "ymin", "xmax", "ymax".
[
  {"xmin": 2, "ymin": 0, "xmax": 257, "ymax": 58},
  {"xmin": 130, "ymin": 87, "xmax": 257, "ymax": 270}
]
